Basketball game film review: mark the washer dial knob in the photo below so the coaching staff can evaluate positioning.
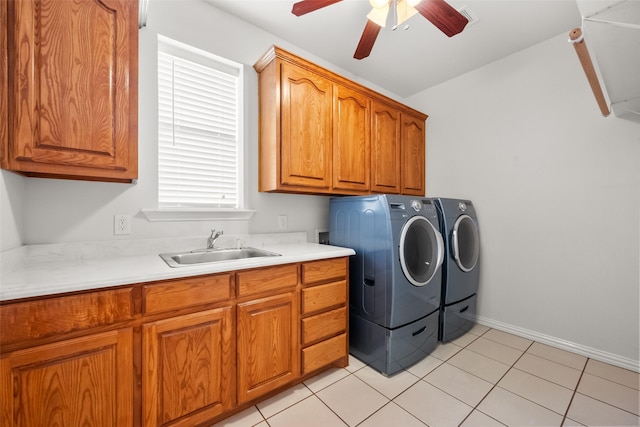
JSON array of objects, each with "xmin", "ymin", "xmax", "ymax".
[{"xmin": 411, "ymin": 200, "xmax": 422, "ymax": 212}]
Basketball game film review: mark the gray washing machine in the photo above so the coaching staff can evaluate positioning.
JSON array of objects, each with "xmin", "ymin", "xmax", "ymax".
[
  {"xmin": 434, "ymin": 198, "xmax": 480, "ymax": 342},
  {"xmin": 329, "ymin": 194, "xmax": 444, "ymax": 375}
]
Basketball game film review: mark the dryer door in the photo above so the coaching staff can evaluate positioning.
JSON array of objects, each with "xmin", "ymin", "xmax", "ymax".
[
  {"xmin": 452, "ymin": 215, "xmax": 480, "ymax": 272},
  {"xmin": 399, "ymin": 216, "xmax": 444, "ymax": 287}
]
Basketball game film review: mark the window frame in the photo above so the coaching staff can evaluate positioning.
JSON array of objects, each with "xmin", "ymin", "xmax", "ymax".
[{"xmin": 143, "ymin": 35, "xmax": 254, "ymax": 222}]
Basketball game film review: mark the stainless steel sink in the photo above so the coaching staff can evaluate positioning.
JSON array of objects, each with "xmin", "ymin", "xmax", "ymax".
[{"xmin": 160, "ymin": 247, "xmax": 281, "ymax": 268}]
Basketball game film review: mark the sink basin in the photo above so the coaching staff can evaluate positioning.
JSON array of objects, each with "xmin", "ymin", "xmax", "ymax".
[{"xmin": 160, "ymin": 247, "xmax": 281, "ymax": 268}]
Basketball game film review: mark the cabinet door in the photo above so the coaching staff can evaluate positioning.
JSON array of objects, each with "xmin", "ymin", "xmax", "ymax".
[
  {"xmin": 400, "ymin": 112, "xmax": 426, "ymax": 196},
  {"xmin": 3, "ymin": 0, "xmax": 137, "ymax": 182},
  {"xmin": 333, "ymin": 85, "xmax": 370, "ymax": 193},
  {"xmin": 143, "ymin": 307, "xmax": 234, "ymax": 427},
  {"xmin": 0, "ymin": 329, "xmax": 133, "ymax": 426},
  {"xmin": 371, "ymin": 100, "xmax": 401, "ymax": 194},
  {"xmin": 280, "ymin": 63, "xmax": 332, "ymax": 189},
  {"xmin": 237, "ymin": 293, "xmax": 299, "ymax": 403}
]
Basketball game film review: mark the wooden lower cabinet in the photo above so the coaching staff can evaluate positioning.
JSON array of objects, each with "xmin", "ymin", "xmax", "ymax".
[
  {"xmin": 237, "ymin": 292, "xmax": 299, "ymax": 404},
  {"xmin": 0, "ymin": 257, "xmax": 349, "ymax": 426},
  {"xmin": 142, "ymin": 307, "xmax": 234, "ymax": 427},
  {"xmin": 300, "ymin": 258, "xmax": 349, "ymax": 375},
  {"xmin": 302, "ymin": 333, "xmax": 348, "ymax": 374},
  {"xmin": 0, "ymin": 328, "xmax": 133, "ymax": 426}
]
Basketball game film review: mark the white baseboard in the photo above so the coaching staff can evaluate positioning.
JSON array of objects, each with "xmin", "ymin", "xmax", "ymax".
[{"xmin": 475, "ymin": 315, "xmax": 640, "ymax": 373}]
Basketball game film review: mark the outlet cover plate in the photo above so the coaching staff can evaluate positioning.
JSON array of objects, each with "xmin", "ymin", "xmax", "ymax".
[{"xmin": 114, "ymin": 214, "xmax": 131, "ymax": 235}]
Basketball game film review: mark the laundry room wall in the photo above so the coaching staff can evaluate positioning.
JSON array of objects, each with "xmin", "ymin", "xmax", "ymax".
[
  {"xmin": 0, "ymin": 171, "xmax": 24, "ymax": 250},
  {"xmin": 407, "ymin": 33, "xmax": 640, "ymax": 368}
]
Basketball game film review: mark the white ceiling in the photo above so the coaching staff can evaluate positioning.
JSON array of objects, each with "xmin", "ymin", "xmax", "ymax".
[{"xmin": 206, "ymin": 0, "xmax": 583, "ymax": 97}]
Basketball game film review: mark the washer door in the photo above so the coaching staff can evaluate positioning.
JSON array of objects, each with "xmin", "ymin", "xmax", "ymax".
[
  {"xmin": 399, "ymin": 216, "xmax": 444, "ymax": 287},
  {"xmin": 452, "ymin": 215, "xmax": 480, "ymax": 272}
]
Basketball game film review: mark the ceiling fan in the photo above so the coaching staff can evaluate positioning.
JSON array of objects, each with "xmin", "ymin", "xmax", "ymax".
[{"xmin": 292, "ymin": 0, "xmax": 469, "ymax": 59}]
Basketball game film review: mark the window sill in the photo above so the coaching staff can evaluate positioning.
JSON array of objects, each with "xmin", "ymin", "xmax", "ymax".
[{"xmin": 141, "ymin": 208, "xmax": 256, "ymax": 222}]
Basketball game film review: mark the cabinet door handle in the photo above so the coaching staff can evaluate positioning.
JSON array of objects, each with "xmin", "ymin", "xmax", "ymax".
[
  {"xmin": 364, "ymin": 277, "xmax": 375, "ymax": 286},
  {"xmin": 459, "ymin": 305, "xmax": 469, "ymax": 313}
]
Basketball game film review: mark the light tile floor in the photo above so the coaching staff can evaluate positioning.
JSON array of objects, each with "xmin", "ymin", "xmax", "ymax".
[{"xmin": 213, "ymin": 325, "xmax": 640, "ymax": 427}]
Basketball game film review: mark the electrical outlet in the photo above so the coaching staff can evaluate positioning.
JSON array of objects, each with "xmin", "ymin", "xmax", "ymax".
[
  {"xmin": 114, "ymin": 214, "xmax": 131, "ymax": 235},
  {"xmin": 277, "ymin": 215, "xmax": 288, "ymax": 230}
]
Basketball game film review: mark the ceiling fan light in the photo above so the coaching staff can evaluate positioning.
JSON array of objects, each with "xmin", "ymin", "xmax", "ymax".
[
  {"xmin": 369, "ymin": 0, "xmax": 389, "ymax": 9},
  {"xmin": 367, "ymin": 4, "xmax": 389, "ymax": 26},
  {"xmin": 396, "ymin": 0, "xmax": 418, "ymax": 25}
]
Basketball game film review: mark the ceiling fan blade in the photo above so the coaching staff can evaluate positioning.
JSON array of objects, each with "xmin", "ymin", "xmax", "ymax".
[
  {"xmin": 291, "ymin": 0, "xmax": 342, "ymax": 17},
  {"xmin": 354, "ymin": 20, "xmax": 382, "ymax": 60},
  {"xmin": 414, "ymin": 0, "xmax": 468, "ymax": 37}
]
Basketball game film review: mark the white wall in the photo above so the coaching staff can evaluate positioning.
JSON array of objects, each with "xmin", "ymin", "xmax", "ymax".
[
  {"xmin": 407, "ymin": 33, "xmax": 640, "ymax": 366},
  {"xmin": 0, "ymin": 171, "xmax": 25, "ymax": 250}
]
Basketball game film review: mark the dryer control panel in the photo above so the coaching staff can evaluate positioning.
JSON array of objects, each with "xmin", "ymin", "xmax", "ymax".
[{"xmin": 388, "ymin": 196, "xmax": 437, "ymax": 220}]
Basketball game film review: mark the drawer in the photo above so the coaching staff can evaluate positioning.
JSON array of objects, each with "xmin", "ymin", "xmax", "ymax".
[
  {"xmin": 0, "ymin": 288, "xmax": 134, "ymax": 346},
  {"xmin": 143, "ymin": 273, "xmax": 232, "ymax": 315},
  {"xmin": 301, "ymin": 280, "xmax": 346, "ymax": 315},
  {"xmin": 236, "ymin": 264, "xmax": 298, "ymax": 297},
  {"xmin": 301, "ymin": 258, "xmax": 347, "ymax": 285},
  {"xmin": 302, "ymin": 333, "xmax": 347, "ymax": 374},
  {"xmin": 301, "ymin": 307, "xmax": 346, "ymax": 346}
]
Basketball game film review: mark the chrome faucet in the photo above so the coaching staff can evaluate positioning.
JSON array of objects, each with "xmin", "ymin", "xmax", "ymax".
[{"xmin": 207, "ymin": 229, "xmax": 224, "ymax": 249}]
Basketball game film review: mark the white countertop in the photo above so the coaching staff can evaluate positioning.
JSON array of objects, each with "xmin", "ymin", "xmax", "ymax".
[{"xmin": 0, "ymin": 233, "xmax": 355, "ymax": 302}]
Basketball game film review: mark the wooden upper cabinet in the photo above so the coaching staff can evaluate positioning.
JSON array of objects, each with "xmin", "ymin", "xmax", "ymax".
[
  {"xmin": 371, "ymin": 101, "xmax": 401, "ymax": 194},
  {"xmin": 280, "ymin": 63, "xmax": 333, "ymax": 189},
  {"xmin": 401, "ymin": 112, "xmax": 426, "ymax": 196},
  {"xmin": 255, "ymin": 46, "xmax": 427, "ymax": 196},
  {"xmin": 1, "ymin": 0, "xmax": 138, "ymax": 182},
  {"xmin": 333, "ymin": 85, "xmax": 370, "ymax": 193}
]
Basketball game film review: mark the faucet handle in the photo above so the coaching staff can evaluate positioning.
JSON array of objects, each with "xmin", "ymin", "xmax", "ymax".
[{"xmin": 209, "ymin": 228, "xmax": 216, "ymax": 238}]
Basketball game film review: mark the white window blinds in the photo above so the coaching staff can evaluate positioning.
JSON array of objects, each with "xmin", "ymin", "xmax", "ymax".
[{"xmin": 157, "ymin": 38, "xmax": 242, "ymax": 209}]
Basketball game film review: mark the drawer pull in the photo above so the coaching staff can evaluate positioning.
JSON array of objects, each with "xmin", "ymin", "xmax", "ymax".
[{"xmin": 412, "ymin": 326, "xmax": 427, "ymax": 336}]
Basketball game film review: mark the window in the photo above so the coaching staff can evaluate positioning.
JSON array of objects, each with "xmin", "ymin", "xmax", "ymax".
[{"xmin": 157, "ymin": 36, "xmax": 243, "ymax": 211}]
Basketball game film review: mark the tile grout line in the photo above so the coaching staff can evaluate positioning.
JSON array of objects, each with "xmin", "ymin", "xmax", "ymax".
[
  {"xmin": 310, "ymin": 371, "xmax": 353, "ymax": 427},
  {"xmin": 456, "ymin": 340, "xmax": 587, "ymax": 398},
  {"xmin": 569, "ymin": 370, "xmax": 640, "ymax": 418},
  {"xmin": 455, "ymin": 339, "xmax": 536, "ymax": 426},
  {"xmin": 560, "ymin": 357, "xmax": 588, "ymax": 426},
  {"xmin": 354, "ymin": 400, "xmax": 429, "ymax": 427},
  {"xmin": 258, "ymin": 371, "xmax": 357, "ymax": 426},
  {"xmin": 310, "ymin": 369, "xmax": 386, "ymax": 427}
]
